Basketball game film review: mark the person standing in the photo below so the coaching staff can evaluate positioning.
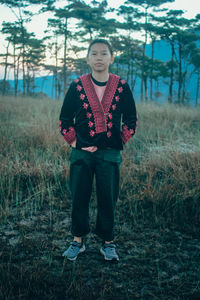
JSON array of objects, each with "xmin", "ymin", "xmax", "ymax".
[{"xmin": 59, "ymin": 39, "xmax": 138, "ymax": 261}]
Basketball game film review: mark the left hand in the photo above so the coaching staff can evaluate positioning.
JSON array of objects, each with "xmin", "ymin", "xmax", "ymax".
[{"xmin": 81, "ymin": 146, "xmax": 98, "ymax": 152}]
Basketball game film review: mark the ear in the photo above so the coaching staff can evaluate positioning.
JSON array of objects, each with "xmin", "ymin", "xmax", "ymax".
[{"xmin": 110, "ymin": 56, "xmax": 114, "ymax": 65}]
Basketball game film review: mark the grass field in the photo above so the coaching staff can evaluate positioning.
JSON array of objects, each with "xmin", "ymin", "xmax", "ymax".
[{"xmin": 0, "ymin": 96, "xmax": 200, "ymax": 300}]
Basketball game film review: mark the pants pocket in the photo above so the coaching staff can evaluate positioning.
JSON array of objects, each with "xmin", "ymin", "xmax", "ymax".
[
  {"xmin": 103, "ymin": 149, "xmax": 122, "ymax": 164},
  {"xmin": 70, "ymin": 148, "xmax": 90, "ymax": 163}
]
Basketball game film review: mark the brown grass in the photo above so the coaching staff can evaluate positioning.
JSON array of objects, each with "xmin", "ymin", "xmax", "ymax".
[{"xmin": 0, "ymin": 96, "xmax": 199, "ymax": 300}]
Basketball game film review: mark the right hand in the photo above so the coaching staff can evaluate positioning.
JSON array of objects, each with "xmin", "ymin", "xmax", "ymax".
[
  {"xmin": 81, "ymin": 146, "xmax": 98, "ymax": 152},
  {"xmin": 71, "ymin": 140, "xmax": 76, "ymax": 148}
]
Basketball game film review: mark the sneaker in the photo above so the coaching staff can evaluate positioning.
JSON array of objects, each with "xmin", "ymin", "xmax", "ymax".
[
  {"xmin": 62, "ymin": 241, "xmax": 86, "ymax": 261},
  {"xmin": 100, "ymin": 243, "xmax": 119, "ymax": 261}
]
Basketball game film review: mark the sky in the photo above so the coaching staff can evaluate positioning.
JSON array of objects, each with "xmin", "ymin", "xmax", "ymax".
[
  {"xmin": 0, "ymin": 0, "xmax": 199, "ymax": 41},
  {"xmin": 0, "ymin": 0, "xmax": 199, "ymax": 79}
]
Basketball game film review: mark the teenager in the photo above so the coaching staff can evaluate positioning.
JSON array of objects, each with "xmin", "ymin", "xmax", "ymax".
[{"xmin": 59, "ymin": 39, "xmax": 138, "ymax": 261}]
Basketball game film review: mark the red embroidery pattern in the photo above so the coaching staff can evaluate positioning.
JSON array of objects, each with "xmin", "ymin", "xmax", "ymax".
[
  {"xmin": 108, "ymin": 122, "xmax": 112, "ymax": 129},
  {"xmin": 90, "ymin": 130, "xmax": 95, "ymax": 137},
  {"xmin": 107, "ymin": 131, "xmax": 112, "ymax": 138},
  {"xmin": 87, "ymin": 112, "xmax": 92, "ymax": 119},
  {"xmin": 83, "ymin": 103, "xmax": 88, "ymax": 109},
  {"xmin": 88, "ymin": 121, "xmax": 94, "ymax": 128},
  {"xmin": 112, "ymin": 104, "xmax": 116, "ymax": 110},
  {"xmin": 62, "ymin": 129, "xmax": 67, "ymax": 134},
  {"xmin": 121, "ymin": 125, "xmax": 134, "ymax": 144},
  {"xmin": 115, "ymin": 96, "xmax": 119, "ymax": 102},
  {"xmin": 74, "ymin": 78, "xmax": 79, "ymax": 83},
  {"xmin": 63, "ymin": 126, "xmax": 76, "ymax": 145},
  {"xmin": 108, "ymin": 113, "xmax": 112, "ymax": 119},
  {"xmin": 80, "ymin": 73, "xmax": 120, "ymax": 134},
  {"xmin": 80, "ymin": 94, "xmax": 85, "ymax": 100},
  {"xmin": 118, "ymin": 87, "xmax": 123, "ymax": 93},
  {"xmin": 77, "ymin": 85, "xmax": 82, "ymax": 91},
  {"xmin": 121, "ymin": 79, "xmax": 126, "ymax": 84}
]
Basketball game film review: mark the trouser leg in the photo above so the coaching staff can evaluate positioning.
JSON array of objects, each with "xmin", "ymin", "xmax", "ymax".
[
  {"xmin": 94, "ymin": 153, "xmax": 121, "ymax": 241},
  {"xmin": 70, "ymin": 149, "xmax": 94, "ymax": 237}
]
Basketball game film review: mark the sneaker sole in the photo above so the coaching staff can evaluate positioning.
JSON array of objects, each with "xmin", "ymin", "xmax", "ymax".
[
  {"xmin": 100, "ymin": 248, "xmax": 119, "ymax": 261},
  {"xmin": 63, "ymin": 244, "xmax": 86, "ymax": 261}
]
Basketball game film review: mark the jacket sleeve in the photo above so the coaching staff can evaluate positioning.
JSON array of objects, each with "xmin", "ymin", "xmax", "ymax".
[
  {"xmin": 120, "ymin": 82, "xmax": 138, "ymax": 144},
  {"xmin": 59, "ymin": 82, "xmax": 77, "ymax": 145}
]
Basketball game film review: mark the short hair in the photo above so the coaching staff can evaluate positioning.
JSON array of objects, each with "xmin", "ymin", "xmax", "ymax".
[{"xmin": 87, "ymin": 39, "xmax": 113, "ymax": 56}]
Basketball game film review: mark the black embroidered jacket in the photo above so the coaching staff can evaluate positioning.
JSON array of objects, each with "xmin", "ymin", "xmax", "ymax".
[{"xmin": 59, "ymin": 73, "xmax": 138, "ymax": 150}]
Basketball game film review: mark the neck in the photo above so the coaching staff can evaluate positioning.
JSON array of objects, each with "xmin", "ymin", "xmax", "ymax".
[{"xmin": 91, "ymin": 71, "xmax": 109, "ymax": 82}]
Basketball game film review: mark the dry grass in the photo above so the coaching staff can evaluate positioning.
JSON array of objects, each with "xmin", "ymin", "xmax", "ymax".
[{"xmin": 0, "ymin": 96, "xmax": 199, "ymax": 300}]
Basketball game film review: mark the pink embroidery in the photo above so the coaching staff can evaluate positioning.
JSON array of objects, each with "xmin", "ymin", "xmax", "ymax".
[
  {"xmin": 77, "ymin": 85, "xmax": 82, "ymax": 91},
  {"xmin": 118, "ymin": 87, "xmax": 123, "ymax": 93},
  {"xmin": 108, "ymin": 113, "xmax": 112, "ymax": 119},
  {"xmin": 121, "ymin": 125, "xmax": 134, "ymax": 144},
  {"xmin": 63, "ymin": 126, "xmax": 76, "ymax": 145},
  {"xmin": 80, "ymin": 93, "xmax": 85, "ymax": 100},
  {"xmin": 62, "ymin": 129, "xmax": 67, "ymax": 134},
  {"xmin": 83, "ymin": 103, "xmax": 88, "ymax": 109},
  {"xmin": 87, "ymin": 112, "xmax": 92, "ymax": 119},
  {"xmin": 90, "ymin": 130, "xmax": 95, "ymax": 137},
  {"xmin": 88, "ymin": 121, "xmax": 94, "ymax": 128},
  {"xmin": 112, "ymin": 104, "xmax": 116, "ymax": 110},
  {"xmin": 115, "ymin": 96, "xmax": 119, "ymax": 102},
  {"xmin": 59, "ymin": 121, "xmax": 61, "ymax": 125},
  {"xmin": 121, "ymin": 79, "xmax": 126, "ymax": 84},
  {"xmin": 108, "ymin": 122, "xmax": 112, "ymax": 129},
  {"xmin": 74, "ymin": 78, "xmax": 79, "ymax": 83},
  {"xmin": 80, "ymin": 73, "xmax": 120, "ymax": 134},
  {"xmin": 107, "ymin": 131, "xmax": 112, "ymax": 138}
]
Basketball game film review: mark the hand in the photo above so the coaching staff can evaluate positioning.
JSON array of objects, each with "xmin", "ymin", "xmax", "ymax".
[
  {"xmin": 81, "ymin": 146, "xmax": 98, "ymax": 152},
  {"xmin": 71, "ymin": 140, "xmax": 76, "ymax": 148}
]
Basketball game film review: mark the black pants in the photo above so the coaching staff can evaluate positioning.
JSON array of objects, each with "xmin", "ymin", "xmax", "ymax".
[{"xmin": 69, "ymin": 148, "xmax": 122, "ymax": 241}]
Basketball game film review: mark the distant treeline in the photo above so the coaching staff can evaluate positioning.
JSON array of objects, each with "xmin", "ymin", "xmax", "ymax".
[{"xmin": 0, "ymin": 0, "xmax": 200, "ymax": 104}]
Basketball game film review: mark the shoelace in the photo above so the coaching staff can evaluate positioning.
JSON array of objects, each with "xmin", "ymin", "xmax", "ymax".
[
  {"xmin": 104, "ymin": 244, "xmax": 116, "ymax": 249},
  {"xmin": 71, "ymin": 242, "xmax": 82, "ymax": 249}
]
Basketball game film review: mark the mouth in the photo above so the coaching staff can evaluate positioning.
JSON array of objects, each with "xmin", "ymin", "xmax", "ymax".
[{"xmin": 95, "ymin": 63, "xmax": 104, "ymax": 66}]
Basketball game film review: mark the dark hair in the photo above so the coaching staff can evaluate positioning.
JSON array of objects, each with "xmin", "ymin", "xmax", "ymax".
[{"xmin": 87, "ymin": 39, "xmax": 113, "ymax": 56}]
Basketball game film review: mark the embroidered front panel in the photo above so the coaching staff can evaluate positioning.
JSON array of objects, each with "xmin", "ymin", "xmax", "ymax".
[{"xmin": 80, "ymin": 73, "xmax": 120, "ymax": 134}]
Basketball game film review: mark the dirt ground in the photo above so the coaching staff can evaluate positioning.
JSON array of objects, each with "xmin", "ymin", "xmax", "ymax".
[{"xmin": 0, "ymin": 205, "xmax": 199, "ymax": 300}]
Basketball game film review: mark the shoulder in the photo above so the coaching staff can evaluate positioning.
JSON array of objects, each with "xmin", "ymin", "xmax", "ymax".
[
  {"xmin": 67, "ymin": 76, "xmax": 83, "ymax": 92},
  {"xmin": 110, "ymin": 74, "xmax": 127, "ymax": 89}
]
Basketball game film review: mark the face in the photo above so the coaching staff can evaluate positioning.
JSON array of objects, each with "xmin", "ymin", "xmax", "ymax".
[{"xmin": 87, "ymin": 43, "xmax": 114, "ymax": 73}]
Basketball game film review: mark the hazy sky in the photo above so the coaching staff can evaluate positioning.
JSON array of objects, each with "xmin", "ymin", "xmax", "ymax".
[{"xmin": 0, "ymin": 0, "xmax": 199, "ymax": 41}]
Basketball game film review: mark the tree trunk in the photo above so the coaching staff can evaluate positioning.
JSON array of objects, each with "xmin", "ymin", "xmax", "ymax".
[
  {"xmin": 144, "ymin": 74, "xmax": 148, "ymax": 102},
  {"xmin": 168, "ymin": 42, "xmax": 175, "ymax": 103},
  {"xmin": 2, "ymin": 42, "xmax": 10, "ymax": 95},
  {"xmin": 141, "ymin": 7, "xmax": 148, "ymax": 102},
  {"xmin": 63, "ymin": 18, "xmax": 68, "ymax": 95},
  {"xmin": 126, "ymin": 60, "xmax": 131, "ymax": 82},
  {"xmin": 178, "ymin": 41, "xmax": 182, "ymax": 104},
  {"xmin": 15, "ymin": 52, "xmax": 20, "ymax": 97},
  {"xmin": 150, "ymin": 38, "xmax": 155, "ymax": 101},
  {"xmin": 130, "ymin": 62, "xmax": 137, "ymax": 91},
  {"xmin": 195, "ymin": 71, "xmax": 200, "ymax": 106},
  {"xmin": 21, "ymin": 21, "xmax": 26, "ymax": 96},
  {"xmin": 55, "ymin": 36, "xmax": 58, "ymax": 99}
]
